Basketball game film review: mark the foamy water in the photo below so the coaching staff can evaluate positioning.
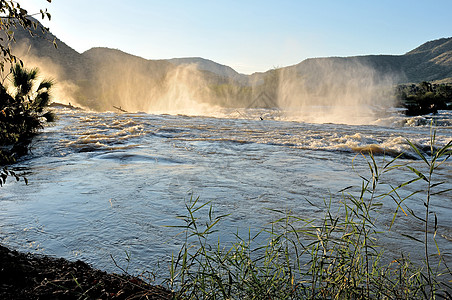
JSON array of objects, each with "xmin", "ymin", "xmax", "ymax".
[{"xmin": 1, "ymin": 108, "xmax": 451, "ymax": 277}]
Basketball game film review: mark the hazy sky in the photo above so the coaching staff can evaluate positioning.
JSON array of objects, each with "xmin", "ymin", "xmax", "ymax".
[{"xmin": 20, "ymin": 0, "xmax": 452, "ymax": 74}]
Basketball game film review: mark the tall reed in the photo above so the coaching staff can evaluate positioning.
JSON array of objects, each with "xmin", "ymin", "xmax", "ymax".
[{"xmin": 165, "ymin": 129, "xmax": 451, "ymax": 299}]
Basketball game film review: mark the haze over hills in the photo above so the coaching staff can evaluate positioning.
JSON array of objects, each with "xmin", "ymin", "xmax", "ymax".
[
  {"xmin": 4, "ymin": 21, "xmax": 452, "ymax": 113},
  {"xmin": 168, "ymin": 57, "xmax": 249, "ymax": 85},
  {"xmin": 283, "ymin": 37, "xmax": 452, "ymax": 84}
]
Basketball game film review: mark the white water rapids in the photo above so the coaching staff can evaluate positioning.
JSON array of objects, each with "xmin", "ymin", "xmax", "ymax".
[{"xmin": 1, "ymin": 108, "xmax": 451, "ymax": 278}]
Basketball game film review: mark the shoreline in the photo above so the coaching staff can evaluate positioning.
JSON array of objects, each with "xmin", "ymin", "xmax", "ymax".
[{"xmin": 0, "ymin": 244, "xmax": 172, "ymax": 299}]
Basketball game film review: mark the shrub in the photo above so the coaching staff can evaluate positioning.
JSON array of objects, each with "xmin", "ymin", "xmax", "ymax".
[{"xmin": 0, "ymin": 63, "xmax": 55, "ymax": 165}]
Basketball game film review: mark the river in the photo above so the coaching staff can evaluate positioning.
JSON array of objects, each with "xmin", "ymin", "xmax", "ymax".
[{"xmin": 1, "ymin": 107, "xmax": 451, "ymax": 278}]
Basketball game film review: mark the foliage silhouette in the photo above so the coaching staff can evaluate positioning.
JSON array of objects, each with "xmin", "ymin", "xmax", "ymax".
[{"xmin": 1, "ymin": 63, "xmax": 55, "ymax": 166}]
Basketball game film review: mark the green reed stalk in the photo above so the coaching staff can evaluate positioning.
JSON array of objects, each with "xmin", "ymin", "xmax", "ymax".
[
  {"xmin": 405, "ymin": 125, "xmax": 452, "ymax": 299},
  {"xmin": 162, "ymin": 126, "xmax": 451, "ymax": 299}
]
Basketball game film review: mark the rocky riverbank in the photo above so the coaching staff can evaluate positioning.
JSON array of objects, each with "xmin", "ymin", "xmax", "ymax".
[{"xmin": 0, "ymin": 245, "xmax": 172, "ymax": 299}]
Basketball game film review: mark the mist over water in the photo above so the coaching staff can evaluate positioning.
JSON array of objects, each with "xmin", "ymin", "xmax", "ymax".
[
  {"xmin": 275, "ymin": 59, "xmax": 397, "ymax": 125},
  {"xmin": 16, "ymin": 44, "xmax": 399, "ymax": 125},
  {"xmin": 147, "ymin": 64, "xmax": 222, "ymax": 115},
  {"xmin": 9, "ymin": 45, "xmax": 80, "ymax": 107}
]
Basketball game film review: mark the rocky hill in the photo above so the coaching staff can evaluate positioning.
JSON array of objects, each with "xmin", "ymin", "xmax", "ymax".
[
  {"xmin": 403, "ymin": 37, "xmax": 452, "ymax": 82},
  {"xmin": 269, "ymin": 37, "xmax": 452, "ymax": 84}
]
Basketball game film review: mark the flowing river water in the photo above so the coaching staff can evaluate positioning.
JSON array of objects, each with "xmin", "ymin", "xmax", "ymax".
[{"xmin": 1, "ymin": 107, "xmax": 451, "ymax": 278}]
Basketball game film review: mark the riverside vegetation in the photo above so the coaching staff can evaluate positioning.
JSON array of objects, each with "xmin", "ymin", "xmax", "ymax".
[
  {"xmin": 396, "ymin": 82, "xmax": 452, "ymax": 116},
  {"xmin": 0, "ymin": 63, "xmax": 55, "ymax": 184},
  {"xmin": 165, "ymin": 130, "xmax": 451, "ymax": 299},
  {"xmin": 1, "ymin": 0, "xmax": 54, "ymax": 180}
]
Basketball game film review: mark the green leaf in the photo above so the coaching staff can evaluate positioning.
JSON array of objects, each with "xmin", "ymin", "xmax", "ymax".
[
  {"xmin": 430, "ymin": 181, "xmax": 445, "ymax": 189},
  {"xmin": 434, "ymin": 213, "xmax": 437, "ymax": 238},
  {"xmin": 434, "ymin": 140, "xmax": 452, "ymax": 161},
  {"xmin": 406, "ymin": 139, "xmax": 429, "ymax": 166},
  {"xmin": 406, "ymin": 207, "xmax": 426, "ymax": 223},
  {"xmin": 406, "ymin": 166, "xmax": 428, "ymax": 182},
  {"xmin": 401, "ymin": 233, "xmax": 423, "ymax": 243},
  {"xmin": 338, "ymin": 186, "xmax": 353, "ymax": 193},
  {"xmin": 431, "ymin": 188, "xmax": 452, "ymax": 196}
]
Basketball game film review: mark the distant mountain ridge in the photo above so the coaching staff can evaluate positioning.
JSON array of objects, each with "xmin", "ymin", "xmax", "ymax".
[
  {"xmin": 284, "ymin": 37, "xmax": 452, "ymax": 83},
  {"xmin": 8, "ymin": 21, "xmax": 452, "ymax": 84},
  {"xmin": 403, "ymin": 37, "xmax": 452, "ymax": 82},
  {"xmin": 4, "ymin": 22, "xmax": 452, "ymax": 111},
  {"xmin": 406, "ymin": 37, "xmax": 452, "ymax": 56}
]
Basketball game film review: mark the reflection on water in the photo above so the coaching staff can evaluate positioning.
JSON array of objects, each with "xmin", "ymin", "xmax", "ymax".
[{"xmin": 0, "ymin": 108, "xmax": 451, "ymax": 275}]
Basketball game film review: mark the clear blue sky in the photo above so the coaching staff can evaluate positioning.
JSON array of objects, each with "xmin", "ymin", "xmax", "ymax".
[{"xmin": 20, "ymin": 0, "xmax": 452, "ymax": 74}]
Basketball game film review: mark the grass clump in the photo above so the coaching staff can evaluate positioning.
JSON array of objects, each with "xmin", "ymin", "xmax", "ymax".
[{"xmin": 165, "ymin": 130, "xmax": 451, "ymax": 299}]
